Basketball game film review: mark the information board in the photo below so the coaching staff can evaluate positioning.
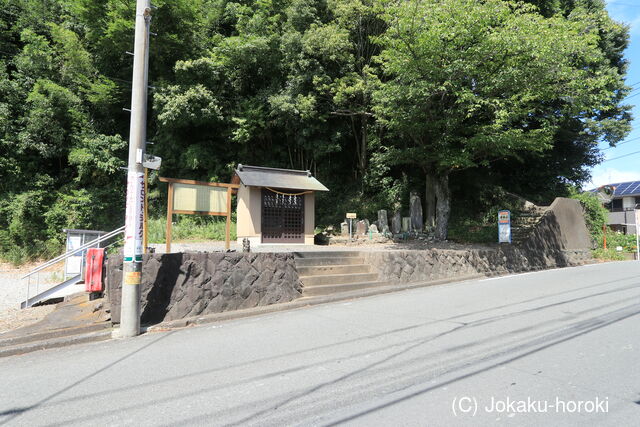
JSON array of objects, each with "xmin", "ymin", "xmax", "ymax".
[
  {"xmin": 498, "ymin": 210, "xmax": 511, "ymax": 243},
  {"xmin": 159, "ymin": 177, "xmax": 239, "ymax": 252},
  {"xmin": 173, "ymin": 183, "xmax": 228, "ymax": 213}
]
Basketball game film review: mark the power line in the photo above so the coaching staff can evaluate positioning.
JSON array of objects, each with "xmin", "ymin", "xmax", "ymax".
[
  {"xmin": 602, "ymin": 149, "xmax": 640, "ymax": 163},
  {"xmin": 601, "ymin": 135, "xmax": 640, "ymax": 150},
  {"xmin": 623, "ymin": 91, "xmax": 640, "ymax": 101},
  {"xmin": 608, "ymin": 1, "xmax": 640, "ymax": 7}
]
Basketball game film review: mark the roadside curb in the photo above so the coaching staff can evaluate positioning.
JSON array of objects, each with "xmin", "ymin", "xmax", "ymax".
[
  {"xmin": 148, "ymin": 261, "xmax": 597, "ymax": 332},
  {"xmin": 0, "ymin": 323, "xmax": 110, "ymax": 348},
  {"xmin": 0, "ymin": 329, "xmax": 112, "ymax": 358},
  {"xmin": 148, "ymin": 273, "xmax": 490, "ymax": 331}
]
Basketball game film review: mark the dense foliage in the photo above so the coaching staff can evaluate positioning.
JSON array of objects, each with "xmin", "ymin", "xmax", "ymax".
[{"xmin": 0, "ymin": 0, "xmax": 631, "ymax": 261}]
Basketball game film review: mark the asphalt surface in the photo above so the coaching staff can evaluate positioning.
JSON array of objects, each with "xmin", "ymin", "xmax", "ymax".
[{"xmin": 1, "ymin": 261, "xmax": 639, "ymax": 426}]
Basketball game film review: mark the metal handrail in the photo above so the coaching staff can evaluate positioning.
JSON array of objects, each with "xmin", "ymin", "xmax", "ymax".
[{"xmin": 21, "ymin": 226, "xmax": 125, "ymax": 280}]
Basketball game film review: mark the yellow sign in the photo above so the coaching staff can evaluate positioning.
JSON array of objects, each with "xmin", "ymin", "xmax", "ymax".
[
  {"xmin": 346, "ymin": 213, "xmax": 357, "ymax": 219},
  {"xmin": 124, "ymin": 271, "xmax": 141, "ymax": 285},
  {"xmin": 172, "ymin": 183, "xmax": 228, "ymax": 213}
]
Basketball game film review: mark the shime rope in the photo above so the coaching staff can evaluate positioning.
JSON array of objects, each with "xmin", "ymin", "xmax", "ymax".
[{"xmin": 265, "ymin": 187, "xmax": 312, "ymax": 196}]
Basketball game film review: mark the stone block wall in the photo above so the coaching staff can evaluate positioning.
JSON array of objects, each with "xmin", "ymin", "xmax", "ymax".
[
  {"xmin": 362, "ymin": 197, "xmax": 593, "ymax": 283},
  {"xmin": 362, "ymin": 247, "xmax": 590, "ymax": 284},
  {"xmin": 105, "ymin": 252, "xmax": 302, "ymax": 325}
]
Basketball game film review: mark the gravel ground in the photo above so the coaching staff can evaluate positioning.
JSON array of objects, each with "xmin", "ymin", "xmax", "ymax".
[
  {"xmin": 149, "ymin": 238, "xmax": 496, "ymax": 254},
  {"xmin": 0, "ymin": 263, "xmax": 61, "ymax": 335}
]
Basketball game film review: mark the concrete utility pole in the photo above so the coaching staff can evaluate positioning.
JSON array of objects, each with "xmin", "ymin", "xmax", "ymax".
[{"xmin": 121, "ymin": 0, "xmax": 152, "ymax": 338}]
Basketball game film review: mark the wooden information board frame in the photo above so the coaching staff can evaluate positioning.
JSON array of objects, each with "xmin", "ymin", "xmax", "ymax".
[{"xmin": 159, "ymin": 177, "xmax": 240, "ymax": 252}]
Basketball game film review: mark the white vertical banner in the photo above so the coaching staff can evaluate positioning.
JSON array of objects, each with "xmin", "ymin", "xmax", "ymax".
[{"xmin": 124, "ymin": 171, "xmax": 145, "ymax": 262}]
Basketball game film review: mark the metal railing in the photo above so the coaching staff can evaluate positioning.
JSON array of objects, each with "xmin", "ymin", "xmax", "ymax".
[{"xmin": 21, "ymin": 226, "xmax": 125, "ymax": 308}]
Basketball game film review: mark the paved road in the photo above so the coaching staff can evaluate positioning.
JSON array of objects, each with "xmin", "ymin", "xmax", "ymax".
[{"xmin": 1, "ymin": 261, "xmax": 640, "ymax": 426}]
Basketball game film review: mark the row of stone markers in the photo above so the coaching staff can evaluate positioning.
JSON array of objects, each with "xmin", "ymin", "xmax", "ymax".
[{"xmin": 338, "ymin": 191, "xmax": 432, "ymax": 241}]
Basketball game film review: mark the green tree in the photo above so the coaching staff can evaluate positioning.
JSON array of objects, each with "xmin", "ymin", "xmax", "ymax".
[{"xmin": 373, "ymin": 0, "xmax": 630, "ymax": 239}]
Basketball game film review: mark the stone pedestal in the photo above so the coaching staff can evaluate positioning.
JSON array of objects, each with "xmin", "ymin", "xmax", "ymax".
[
  {"xmin": 391, "ymin": 211, "xmax": 402, "ymax": 234},
  {"xmin": 377, "ymin": 210, "xmax": 389, "ymax": 234},
  {"xmin": 410, "ymin": 192, "xmax": 423, "ymax": 232}
]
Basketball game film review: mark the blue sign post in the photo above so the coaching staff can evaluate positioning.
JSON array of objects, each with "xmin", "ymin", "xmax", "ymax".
[{"xmin": 498, "ymin": 210, "xmax": 511, "ymax": 243}]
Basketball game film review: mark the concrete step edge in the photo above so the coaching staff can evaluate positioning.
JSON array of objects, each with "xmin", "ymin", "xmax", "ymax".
[
  {"xmin": 296, "ymin": 264, "xmax": 371, "ymax": 275},
  {"xmin": 300, "ymin": 272, "xmax": 379, "ymax": 285},
  {"xmin": 295, "ymin": 257, "xmax": 366, "ymax": 266},
  {"xmin": 302, "ymin": 280, "xmax": 393, "ymax": 290},
  {"xmin": 0, "ymin": 329, "xmax": 112, "ymax": 358},
  {"xmin": 0, "ymin": 322, "xmax": 111, "ymax": 348},
  {"xmin": 293, "ymin": 251, "xmax": 363, "ymax": 258}
]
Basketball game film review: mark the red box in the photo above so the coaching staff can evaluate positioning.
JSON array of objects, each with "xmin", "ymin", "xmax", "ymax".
[{"xmin": 85, "ymin": 248, "xmax": 105, "ymax": 292}]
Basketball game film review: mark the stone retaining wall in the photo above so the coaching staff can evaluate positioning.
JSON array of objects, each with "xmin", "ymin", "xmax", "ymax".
[
  {"xmin": 105, "ymin": 252, "xmax": 302, "ymax": 325},
  {"xmin": 362, "ymin": 197, "xmax": 593, "ymax": 283},
  {"xmin": 363, "ymin": 247, "xmax": 590, "ymax": 283}
]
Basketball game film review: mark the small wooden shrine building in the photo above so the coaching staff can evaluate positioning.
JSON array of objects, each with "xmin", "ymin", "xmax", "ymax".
[{"xmin": 232, "ymin": 165, "xmax": 329, "ymax": 245}]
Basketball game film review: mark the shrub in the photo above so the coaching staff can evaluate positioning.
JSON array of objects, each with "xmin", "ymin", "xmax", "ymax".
[{"xmin": 569, "ymin": 188, "xmax": 608, "ymax": 240}]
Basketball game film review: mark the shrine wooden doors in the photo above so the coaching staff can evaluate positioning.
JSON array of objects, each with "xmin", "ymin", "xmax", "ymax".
[{"xmin": 261, "ymin": 189, "xmax": 305, "ymax": 243}]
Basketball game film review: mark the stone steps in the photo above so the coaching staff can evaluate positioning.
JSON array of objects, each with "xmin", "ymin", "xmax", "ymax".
[
  {"xmin": 295, "ymin": 256, "xmax": 366, "ymax": 267},
  {"xmin": 296, "ymin": 264, "xmax": 371, "ymax": 276},
  {"xmin": 293, "ymin": 251, "xmax": 362, "ymax": 258},
  {"xmin": 302, "ymin": 280, "xmax": 393, "ymax": 297},
  {"xmin": 294, "ymin": 252, "xmax": 383, "ymax": 297},
  {"xmin": 300, "ymin": 272, "xmax": 379, "ymax": 287}
]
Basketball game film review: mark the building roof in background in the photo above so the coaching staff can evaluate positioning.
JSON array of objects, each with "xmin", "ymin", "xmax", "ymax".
[
  {"xmin": 232, "ymin": 165, "xmax": 329, "ymax": 192},
  {"xmin": 589, "ymin": 181, "xmax": 640, "ymax": 197}
]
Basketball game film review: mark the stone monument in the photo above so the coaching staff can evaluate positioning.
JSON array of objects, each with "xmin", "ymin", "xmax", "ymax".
[
  {"xmin": 391, "ymin": 211, "xmax": 402, "ymax": 234},
  {"xmin": 410, "ymin": 192, "xmax": 423, "ymax": 232},
  {"xmin": 341, "ymin": 221, "xmax": 349, "ymax": 236},
  {"xmin": 402, "ymin": 217, "xmax": 410, "ymax": 232},
  {"xmin": 377, "ymin": 210, "xmax": 389, "ymax": 234}
]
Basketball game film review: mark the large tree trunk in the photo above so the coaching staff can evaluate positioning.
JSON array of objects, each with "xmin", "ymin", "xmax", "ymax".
[
  {"xmin": 434, "ymin": 173, "xmax": 450, "ymax": 240},
  {"xmin": 425, "ymin": 173, "xmax": 436, "ymax": 230}
]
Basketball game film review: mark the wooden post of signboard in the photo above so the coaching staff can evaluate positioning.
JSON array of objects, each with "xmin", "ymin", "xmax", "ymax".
[{"xmin": 166, "ymin": 182, "xmax": 174, "ymax": 253}]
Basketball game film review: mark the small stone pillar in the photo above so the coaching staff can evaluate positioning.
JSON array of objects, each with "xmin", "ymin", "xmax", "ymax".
[
  {"xmin": 341, "ymin": 222, "xmax": 349, "ymax": 236},
  {"xmin": 378, "ymin": 210, "xmax": 389, "ymax": 234},
  {"xmin": 391, "ymin": 211, "xmax": 402, "ymax": 234},
  {"xmin": 410, "ymin": 191, "xmax": 423, "ymax": 232},
  {"xmin": 402, "ymin": 217, "xmax": 411, "ymax": 232}
]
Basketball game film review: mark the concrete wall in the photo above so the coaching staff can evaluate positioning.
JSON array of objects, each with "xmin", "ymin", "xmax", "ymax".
[
  {"xmin": 530, "ymin": 197, "xmax": 592, "ymax": 251},
  {"xmin": 304, "ymin": 192, "xmax": 315, "ymax": 245},
  {"xmin": 105, "ymin": 252, "xmax": 302, "ymax": 325},
  {"xmin": 236, "ymin": 184, "xmax": 262, "ymax": 246}
]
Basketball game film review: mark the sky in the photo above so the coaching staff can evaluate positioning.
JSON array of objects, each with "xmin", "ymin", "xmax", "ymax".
[{"xmin": 589, "ymin": 0, "xmax": 640, "ymax": 188}]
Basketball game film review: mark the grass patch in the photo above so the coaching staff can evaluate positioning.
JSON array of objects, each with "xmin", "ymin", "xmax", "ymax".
[
  {"xmin": 448, "ymin": 219, "xmax": 498, "ymax": 244},
  {"xmin": 147, "ymin": 216, "xmax": 237, "ymax": 243},
  {"xmin": 598, "ymin": 230, "xmax": 638, "ymax": 253},
  {"xmin": 592, "ymin": 248, "xmax": 626, "ymax": 261}
]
